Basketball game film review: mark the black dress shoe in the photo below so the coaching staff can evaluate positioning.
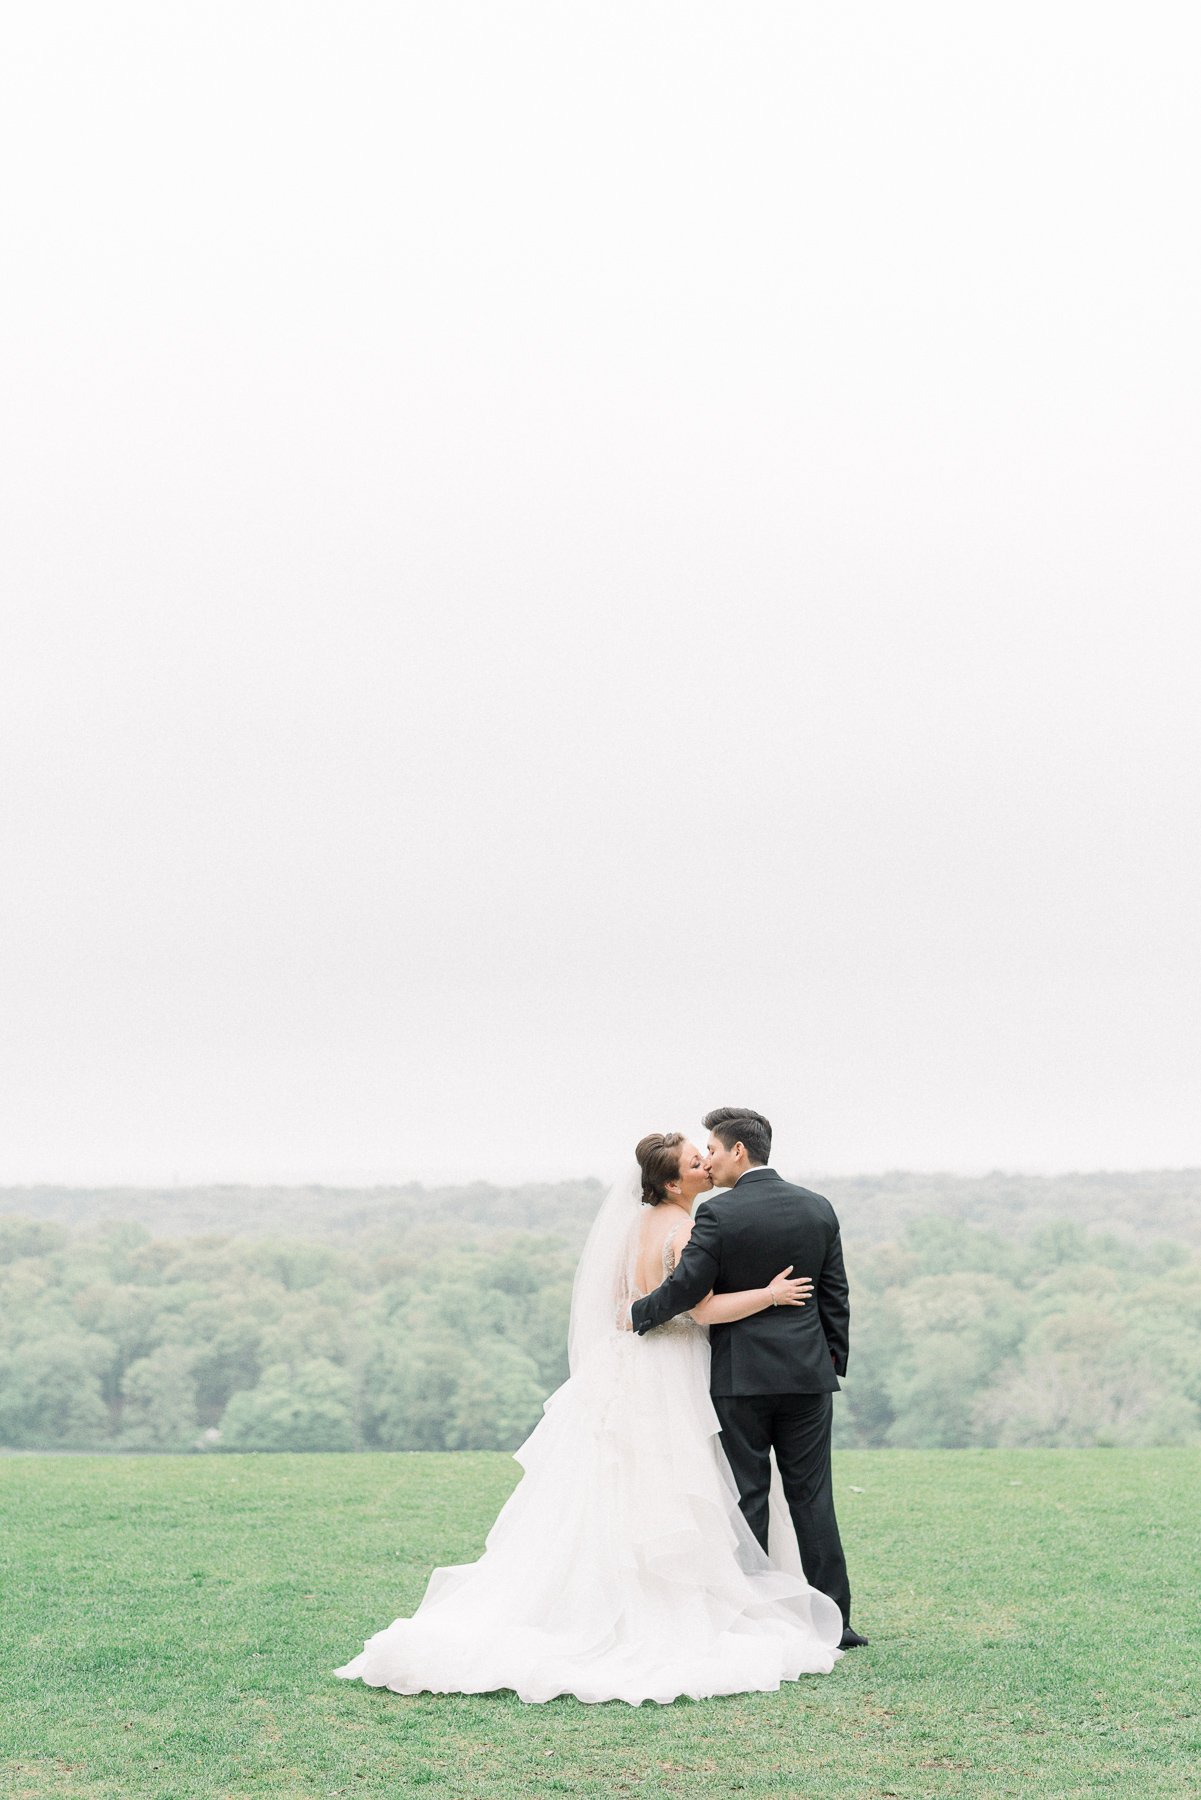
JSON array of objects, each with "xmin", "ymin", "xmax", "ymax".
[{"xmin": 839, "ymin": 1626, "xmax": 869, "ymax": 1648}]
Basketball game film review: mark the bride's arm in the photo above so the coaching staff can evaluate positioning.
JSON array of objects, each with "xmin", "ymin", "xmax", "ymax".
[{"xmin": 690, "ymin": 1268, "xmax": 813, "ymax": 1324}]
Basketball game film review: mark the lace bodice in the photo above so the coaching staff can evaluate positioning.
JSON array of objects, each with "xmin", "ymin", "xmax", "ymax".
[
  {"xmin": 661, "ymin": 1223, "xmax": 685, "ymax": 1277},
  {"xmin": 651, "ymin": 1223, "xmax": 702, "ymax": 1336}
]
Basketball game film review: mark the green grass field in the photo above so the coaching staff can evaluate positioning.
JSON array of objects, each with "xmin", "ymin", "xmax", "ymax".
[{"xmin": 1, "ymin": 1450, "xmax": 1197, "ymax": 1799}]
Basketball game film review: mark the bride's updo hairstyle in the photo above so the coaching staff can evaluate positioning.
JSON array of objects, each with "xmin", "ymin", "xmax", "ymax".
[{"xmin": 635, "ymin": 1131, "xmax": 685, "ymax": 1205}]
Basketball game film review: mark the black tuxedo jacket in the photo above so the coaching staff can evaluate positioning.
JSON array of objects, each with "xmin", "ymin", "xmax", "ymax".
[{"xmin": 629, "ymin": 1169, "xmax": 850, "ymax": 1397}]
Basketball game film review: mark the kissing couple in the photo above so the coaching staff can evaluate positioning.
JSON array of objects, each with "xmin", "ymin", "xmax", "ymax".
[{"xmin": 337, "ymin": 1107, "xmax": 865, "ymax": 1706}]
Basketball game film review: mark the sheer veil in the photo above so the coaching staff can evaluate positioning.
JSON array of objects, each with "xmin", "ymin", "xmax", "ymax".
[{"xmin": 566, "ymin": 1164, "xmax": 643, "ymax": 1377}]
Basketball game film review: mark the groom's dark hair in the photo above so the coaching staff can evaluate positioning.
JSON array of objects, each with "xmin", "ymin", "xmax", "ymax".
[{"xmin": 703, "ymin": 1107, "xmax": 772, "ymax": 1167}]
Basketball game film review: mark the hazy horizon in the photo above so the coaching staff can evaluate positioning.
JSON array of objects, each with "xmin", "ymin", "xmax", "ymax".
[{"xmin": 5, "ymin": 1159, "xmax": 1201, "ymax": 1192}]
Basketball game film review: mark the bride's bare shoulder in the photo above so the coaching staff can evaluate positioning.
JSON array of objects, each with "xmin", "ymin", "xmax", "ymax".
[
  {"xmin": 636, "ymin": 1205, "xmax": 692, "ymax": 1284},
  {"xmin": 639, "ymin": 1204, "xmax": 692, "ymax": 1244}
]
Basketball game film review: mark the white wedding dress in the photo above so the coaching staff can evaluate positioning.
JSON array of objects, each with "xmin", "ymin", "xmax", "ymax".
[{"xmin": 335, "ymin": 1180, "xmax": 843, "ymax": 1705}]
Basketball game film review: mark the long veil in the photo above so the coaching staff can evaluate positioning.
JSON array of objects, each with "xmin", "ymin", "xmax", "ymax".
[{"xmin": 566, "ymin": 1164, "xmax": 643, "ymax": 1377}]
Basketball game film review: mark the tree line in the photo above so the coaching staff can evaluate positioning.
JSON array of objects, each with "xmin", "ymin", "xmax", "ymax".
[
  {"xmin": 1, "ymin": 1204, "xmax": 1198, "ymax": 1453},
  {"xmin": 6, "ymin": 1167, "xmax": 1199, "ymax": 1252}
]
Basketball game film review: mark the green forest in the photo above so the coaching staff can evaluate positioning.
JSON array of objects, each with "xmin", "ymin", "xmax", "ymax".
[{"xmin": 2, "ymin": 1172, "xmax": 1199, "ymax": 1454}]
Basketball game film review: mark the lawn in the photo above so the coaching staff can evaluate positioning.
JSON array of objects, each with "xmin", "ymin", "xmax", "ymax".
[{"xmin": 0, "ymin": 1449, "xmax": 1197, "ymax": 1799}]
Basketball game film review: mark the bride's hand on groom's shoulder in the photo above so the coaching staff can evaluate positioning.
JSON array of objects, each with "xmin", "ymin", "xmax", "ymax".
[{"xmin": 768, "ymin": 1267, "xmax": 814, "ymax": 1308}]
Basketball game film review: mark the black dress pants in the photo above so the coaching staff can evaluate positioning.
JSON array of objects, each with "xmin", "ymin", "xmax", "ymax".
[{"xmin": 712, "ymin": 1390, "xmax": 852, "ymax": 1626}]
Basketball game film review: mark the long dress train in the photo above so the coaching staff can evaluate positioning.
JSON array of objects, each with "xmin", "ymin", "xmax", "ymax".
[{"xmin": 335, "ymin": 1254, "xmax": 843, "ymax": 1704}]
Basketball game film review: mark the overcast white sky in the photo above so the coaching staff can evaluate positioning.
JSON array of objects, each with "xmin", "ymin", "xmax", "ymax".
[{"xmin": 2, "ymin": 3, "xmax": 1199, "ymax": 1186}]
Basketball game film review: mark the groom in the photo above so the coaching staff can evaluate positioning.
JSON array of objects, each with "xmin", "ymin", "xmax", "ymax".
[{"xmin": 630, "ymin": 1106, "xmax": 866, "ymax": 1649}]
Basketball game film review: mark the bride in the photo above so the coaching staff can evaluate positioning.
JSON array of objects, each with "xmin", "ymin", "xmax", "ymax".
[{"xmin": 335, "ymin": 1131, "xmax": 844, "ymax": 1704}]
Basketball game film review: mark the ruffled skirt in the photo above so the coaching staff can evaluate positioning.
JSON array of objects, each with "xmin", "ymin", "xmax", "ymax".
[{"xmin": 335, "ymin": 1326, "xmax": 843, "ymax": 1704}]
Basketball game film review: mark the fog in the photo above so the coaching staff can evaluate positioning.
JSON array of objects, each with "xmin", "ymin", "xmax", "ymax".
[{"xmin": 3, "ymin": 3, "xmax": 1198, "ymax": 1183}]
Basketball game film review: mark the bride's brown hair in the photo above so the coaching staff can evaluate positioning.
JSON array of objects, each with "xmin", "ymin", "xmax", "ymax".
[{"xmin": 634, "ymin": 1132, "xmax": 685, "ymax": 1206}]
